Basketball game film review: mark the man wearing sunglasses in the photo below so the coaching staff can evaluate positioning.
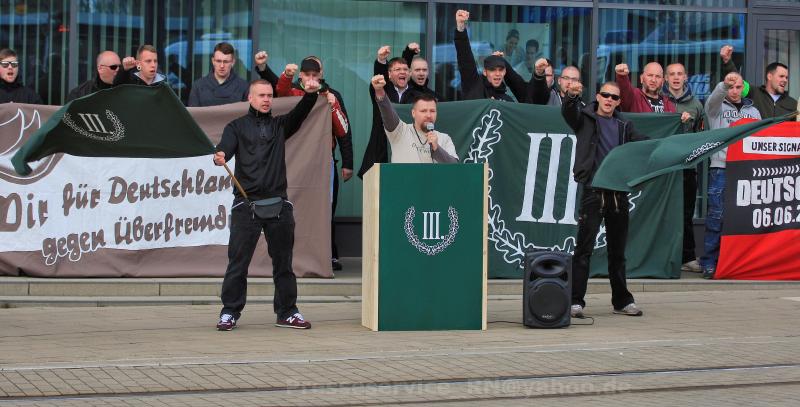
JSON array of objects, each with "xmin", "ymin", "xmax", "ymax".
[
  {"xmin": 561, "ymin": 80, "xmax": 648, "ymax": 319},
  {"xmin": 0, "ymin": 48, "xmax": 42, "ymax": 104},
  {"xmin": 65, "ymin": 51, "xmax": 122, "ymax": 102}
]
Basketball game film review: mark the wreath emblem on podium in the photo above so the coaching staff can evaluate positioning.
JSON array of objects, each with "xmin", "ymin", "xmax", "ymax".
[
  {"xmin": 404, "ymin": 206, "xmax": 459, "ymax": 255},
  {"xmin": 463, "ymin": 109, "xmax": 640, "ymax": 269}
]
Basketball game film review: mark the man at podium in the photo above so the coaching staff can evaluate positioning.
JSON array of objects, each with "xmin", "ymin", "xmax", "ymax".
[{"xmin": 370, "ymin": 74, "xmax": 458, "ymax": 163}]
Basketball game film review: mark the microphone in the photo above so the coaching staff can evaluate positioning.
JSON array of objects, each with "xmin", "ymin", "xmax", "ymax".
[{"xmin": 424, "ymin": 122, "xmax": 435, "ymax": 157}]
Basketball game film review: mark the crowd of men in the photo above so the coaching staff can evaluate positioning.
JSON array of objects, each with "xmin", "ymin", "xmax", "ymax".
[{"xmin": 2, "ymin": 9, "xmax": 799, "ymax": 330}]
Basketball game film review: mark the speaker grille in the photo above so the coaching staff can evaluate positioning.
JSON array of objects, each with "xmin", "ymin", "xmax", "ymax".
[{"xmin": 528, "ymin": 282, "xmax": 569, "ymax": 323}]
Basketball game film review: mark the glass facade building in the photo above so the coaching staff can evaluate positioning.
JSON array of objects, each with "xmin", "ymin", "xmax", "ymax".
[{"xmin": 2, "ymin": 0, "xmax": 799, "ymax": 218}]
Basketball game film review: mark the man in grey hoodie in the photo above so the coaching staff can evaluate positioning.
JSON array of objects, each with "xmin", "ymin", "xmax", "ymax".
[
  {"xmin": 665, "ymin": 62, "xmax": 707, "ymax": 273},
  {"xmin": 700, "ymin": 72, "xmax": 761, "ymax": 279}
]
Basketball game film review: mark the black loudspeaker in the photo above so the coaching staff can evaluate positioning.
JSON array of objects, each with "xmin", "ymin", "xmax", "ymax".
[{"xmin": 523, "ymin": 250, "xmax": 572, "ymax": 328}]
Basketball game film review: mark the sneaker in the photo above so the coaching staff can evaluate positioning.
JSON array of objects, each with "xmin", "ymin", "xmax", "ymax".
[
  {"xmin": 613, "ymin": 303, "xmax": 643, "ymax": 316},
  {"xmin": 216, "ymin": 314, "xmax": 236, "ymax": 331},
  {"xmin": 570, "ymin": 304, "xmax": 584, "ymax": 318},
  {"xmin": 332, "ymin": 258, "xmax": 343, "ymax": 271},
  {"xmin": 702, "ymin": 267, "xmax": 715, "ymax": 280},
  {"xmin": 681, "ymin": 259, "xmax": 701, "ymax": 273},
  {"xmin": 276, "ymin": 312, "xmax": 311, "ymax": 329}
]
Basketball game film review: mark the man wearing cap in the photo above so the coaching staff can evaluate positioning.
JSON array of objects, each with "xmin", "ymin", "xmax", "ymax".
[
  {"xmin": 187, "ymin": 42, "xmax": 249, "ymax": 107},
  {"xmin": 274, "ymin": 56, "xmax": 352, "ymax": 272},
  {"xmin": 371, "ymin": 74, "xmax": 457, "ymax": 164},
  {"xmin": 66, "ymin": 51, "xmax": 122, "ymax": 102},
  {"xmin": 0, "ymin": 48, "xmax": 41, "ymax": 104},
  {"xmin": 454, "ymin": 10, "xmax": 514, "ymax": 101}
]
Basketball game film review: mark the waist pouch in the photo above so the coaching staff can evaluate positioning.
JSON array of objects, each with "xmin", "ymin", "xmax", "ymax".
[{"xmin": 250, "ymin": 197, "xmax": 283, "ymax": 220}]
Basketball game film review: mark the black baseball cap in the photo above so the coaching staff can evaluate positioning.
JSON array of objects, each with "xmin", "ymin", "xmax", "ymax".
[{"xmin": 483, "ymin": 55, "xmax": 505, "ymax": 70}]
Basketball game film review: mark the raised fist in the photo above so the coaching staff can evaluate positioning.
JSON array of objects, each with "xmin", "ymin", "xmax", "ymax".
[
  {"xmin": 371, "ymin": 74, "xmax": 386, "ymax": 90},
  {"xmin": 254, "ymin": 51, "xmax": 268, "ymax": 69},
  {"xmin": 284, "ymin": 63, "xmax": 298, "ymax": 77},
  {"xmin": 407, "ymin": 42, "xmax": 420, "ymax": 54},
  {"xmin": 122, "ymin": 56, "xmax": 136, "ymax": 70},
  {"xmin": 566, "ymin": 81, "xmax": 583, "ymax": 97},
  {"xmin": 724, "ymin": 72, "xmax": 740, "ymax": 88},
  {"xmin": 534, "ymin": 58, "xmax": 549, "ymax": 76},
  {"xmin": 720, "ymin": 45, "xmax": 733, "ymax": 64},
  {"xmin": 377, "ymin": 46, "xmax": 391, "ymax": 63},
  {"xmin": 456, "ymin": 10, "xmax": 470, "ymax": 31},
  {"xmin": 615, "ymin": 63, "xmax": 630, "ymax": 76},
  {"xmin": 303, "ymin": 78, "xmax": 321, "ymax": 93}
]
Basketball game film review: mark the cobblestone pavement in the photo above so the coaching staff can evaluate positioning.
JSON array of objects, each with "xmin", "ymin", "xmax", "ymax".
[{"xmin": 1, "ymin": 289, "xmax": 799, "ymax": 405}]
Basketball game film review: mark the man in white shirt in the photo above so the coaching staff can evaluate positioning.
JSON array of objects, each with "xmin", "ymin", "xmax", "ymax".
[{"xmin": 370, "ymin": 74, "xmax": 458, "ymax": 163}]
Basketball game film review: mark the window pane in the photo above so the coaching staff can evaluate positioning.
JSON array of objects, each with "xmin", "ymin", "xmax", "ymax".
[
  {"xmin": 1, "ymin": 0, "xmax": 70, "ymax": 105},
  {"xmin": 600, "ymin": 0, "xmax": 745, "ymax": 6},
  {"xmin": 764, "ymin": 29, "xmax": 800, "ymax": 98},
  {"xmin": 433, "ymin": 3, "xmax": 592, "ymax": 101},
  {"xmin": 258, "ymin": 0, "xmax": 427, "ymax": 217},
  {"xmin": 598, "ymin": 9, "xmax": 746, "ymax": 102}
]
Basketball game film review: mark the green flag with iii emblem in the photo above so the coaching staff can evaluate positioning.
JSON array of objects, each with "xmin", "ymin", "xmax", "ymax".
[
  {"xmin": 396, "ymin": 100, "xmax": 683, "ymax": 278},
  {"xmin": 12, "ymin": 83, "xmax": 214, "ymax": 176}
]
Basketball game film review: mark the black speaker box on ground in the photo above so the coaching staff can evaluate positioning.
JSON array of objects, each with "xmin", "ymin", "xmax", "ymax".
[{"xmin": 523, "ymin": 250, "xmax": 572, "ymax": 328}]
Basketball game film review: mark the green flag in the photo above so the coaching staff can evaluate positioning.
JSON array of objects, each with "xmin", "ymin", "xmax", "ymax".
[
  {"xmin": 12, "ymin": 83, "xmax": 214, "ymax": 176},
  {"xmin": 592, "ymin": 117, "xmax": 785, "ymax": 192}
]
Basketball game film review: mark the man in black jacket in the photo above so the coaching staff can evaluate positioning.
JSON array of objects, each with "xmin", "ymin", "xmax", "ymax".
[
  {"xmin": 212, "ymin": 78, "xmax": 320, "ymax": 331},
  {"xmin": 65, "ymin": 51, "xmax": 121, "ymax": 102},
  {"xmin": 187, "ymin": 42, "xmax": 248, "ymax": 107},
  {"xmin": 561, "ymin": 80, "xmax": 647, "ymax": 319},
  {"xmin": 0, "ymin": 48, "xmax": 42, "ymax": 104},
  {"xmin": 453, "ymin": 10, "xmax": 514, "ymax": 102}
]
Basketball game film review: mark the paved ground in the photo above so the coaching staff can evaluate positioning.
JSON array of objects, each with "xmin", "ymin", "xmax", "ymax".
[{"xmin": 1, "ymin": 289, "xmax": 800, "ymax": 406}]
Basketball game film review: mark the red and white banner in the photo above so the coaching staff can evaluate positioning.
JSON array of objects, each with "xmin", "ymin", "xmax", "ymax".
[{"xmin": 718, "ymin": 120, "xmax": 800, "ymax": 280}]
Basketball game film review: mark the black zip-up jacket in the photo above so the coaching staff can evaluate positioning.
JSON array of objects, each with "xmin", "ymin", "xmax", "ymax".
[
  {"xmin": 216, "ymin": 92, "xmax": 317, "ymax": 200},
  {"xmin": 562, "ymin": 96, "xmax": 648, "ymax": 185},
  {"xmin": 453, "ymin": 29, "xmax": 514, "ymax": 102},
  {"xmin": 0, "ymin": 79, "xmax": 42, "ymax": 104},
  {"xmin": 66, "ymin": 75, "xmax": 115, "ymax": 102}
]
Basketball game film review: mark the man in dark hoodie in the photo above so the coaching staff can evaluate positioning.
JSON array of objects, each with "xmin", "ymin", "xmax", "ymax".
[
  {"xmin": 402, "ymin": 42, "xmax": 441, "ymax": 103},
  {"xmin": 561, "ymin": 80, "xmax": 648, "ymax": 319},
  {"xmin": 115, "ymin": 45, "xmax": 166, "ymax": 87},
  {"xmin": 66, "ymin": 51, "xmax": 121, "ymax": 102},
  {"xmin": 358, "ymin": 46, "xmax": 411, "ymax": 178},
  {"xmin": 0, "ymin": 48, "xmax": 42, "ymax": 104},
  {"xmin": 187, "ymin": 42, "xmax": 249, "ymax": 107},
  {"xmin": 719, "ymin": 45, "xmax": 797, "ymax": 119},
  {"xmin": 454, "ymin": 9, "xmax": 514, "ymax": 102},
  {"xmin": 665, "ymin": 62, "xmax": 707, "ymax": 274}
]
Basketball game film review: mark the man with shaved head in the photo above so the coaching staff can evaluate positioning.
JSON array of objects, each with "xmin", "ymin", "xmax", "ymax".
[
  {"xmin": 65, "ymin": 51, "xmax": 122, "ymax": 102},
  {"xmin": 615, "ymin": 62, "xmax": 676, "ymax": 114}
]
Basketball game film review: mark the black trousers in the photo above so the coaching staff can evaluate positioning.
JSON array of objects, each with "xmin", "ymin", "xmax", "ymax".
[
  {"xmin": 220, "ymin": 201, "xmax": 298, "ymax": 320},
  {"xmin": 682, "ymin": 169, "xmax": 698, "ymax": 263},
  {"xmin": 571, "ymin": 185, "xmax": 635, "ymax": 310}
]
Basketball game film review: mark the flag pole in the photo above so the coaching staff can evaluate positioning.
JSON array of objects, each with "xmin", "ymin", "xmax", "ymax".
[{"xmin": 221, "ymin": 163, "xmax": 250, "ymax": 200}]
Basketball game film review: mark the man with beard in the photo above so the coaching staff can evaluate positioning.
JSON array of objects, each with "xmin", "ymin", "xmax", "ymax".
[
  {"xmin": 615, "ymin": 62, "xmax": 676, "ymax": 114},
  {"xmin": 0, "ymin": 48, "xmax": 41, "ymax": 104},
  {"xmin": 751, "ymin": 62, "xmax": 796, "ymax": 118},
  {"xmin": 358, "ymin": 46, "xmax": 411, "ymax": 178},
  {"xmin": 664, "ymin": 62, "xmax": 707, "ymax": 274},
  {"xmin": 453, "ymin": 9, "xmax": 514, "ymax": 101},
  {"xmin": 562, "ymin": 80, "xmax": 648, "ymax": 319},
  {"xmin": 115, "ymin": 45, "xmax": 166, "ymax": 86},
  {"xmin": 187, "ymin": 42, "xmax": 249, "ymax": 107},
  {"xmin": 66, "ymin": 51, "xmax": 122, "ymax": 102}
]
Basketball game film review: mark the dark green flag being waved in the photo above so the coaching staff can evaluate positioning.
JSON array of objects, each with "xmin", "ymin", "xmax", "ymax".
[{"xmin": 12, "ymin": 84, "xmax": 214, "ymax": 176}]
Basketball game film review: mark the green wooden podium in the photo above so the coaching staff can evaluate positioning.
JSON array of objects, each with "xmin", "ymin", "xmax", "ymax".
[{"xmin": 362, "ymin": 163, "xmax": 488, "ymax": 331}]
